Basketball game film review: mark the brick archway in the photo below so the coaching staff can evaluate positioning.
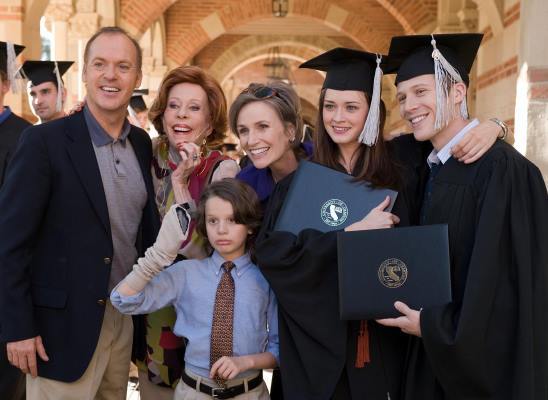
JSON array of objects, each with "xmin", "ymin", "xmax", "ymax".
[
  {"xmin": 120, "ymin": 0, "xmax": 436, "ymax": 38},
  {"xmin": 376, "ymin": 0, "xmax": 437, "ymax": 34},
  {"xmin": 164, "ymin": 0, "xmax": 403, "ymax": 65},
  {"xmin": 208, "ymin": 35, "xmax": 341, "ymax": 83},
  {"xmin": 119, "ymin": 0, "xmax": 176, "ymax": 36},
  {"xmin": 119, "ymin": 0, "xmax": 438, "ymax": 67}
]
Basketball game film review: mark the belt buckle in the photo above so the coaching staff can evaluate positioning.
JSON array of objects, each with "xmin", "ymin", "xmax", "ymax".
[{"xmin": 211, "ymin": 387, "xmax": 228, "ymax": 399}]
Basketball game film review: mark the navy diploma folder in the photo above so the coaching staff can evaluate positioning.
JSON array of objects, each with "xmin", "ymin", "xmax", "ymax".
[
  {"xmin": 274, "ymin": 161, "xmax": 398, "ymax": 234},
  {"xmin": 337, "ymin": 224, "xmax": 451, "ymax": 319}
]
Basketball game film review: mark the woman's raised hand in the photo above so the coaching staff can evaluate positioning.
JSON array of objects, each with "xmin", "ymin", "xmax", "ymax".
[
  {"xmin": 171, "ymin": 142, "xmax": 202, "ymax": 186},
  {"xmin": 451, "ymin": 119, "xmax": 502, "ymax": 163},
  {"xmin": 344, "ymin": 196, "xmax": 400, "ymax": 231},
  {"xmin": 67, "ymin": 99, "xmax": 86, "ymax": 115}
]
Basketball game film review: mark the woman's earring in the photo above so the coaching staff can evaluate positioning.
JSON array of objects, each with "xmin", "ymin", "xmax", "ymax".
[
  {"xmin": 200, "ymin": 137, "xmax": 208, "ymax": 157},
  {"xmin": 289, "ymin": 137, "xmax": 295, "ymax": 144}
]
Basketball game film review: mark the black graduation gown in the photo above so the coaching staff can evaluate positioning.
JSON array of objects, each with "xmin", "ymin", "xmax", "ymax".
[
  {"xmin": 0, "ymin": 112, "xmax": 31, "ymax": 187},
  {"xmin": 403, "ymin": 140, "xmax": 548, "ymax": 400},
  {"xmin": 255, "ymin": 168, "xmax": 414, "ymax": 400}
]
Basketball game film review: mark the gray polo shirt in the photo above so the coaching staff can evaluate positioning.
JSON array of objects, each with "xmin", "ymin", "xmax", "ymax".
[{"xmin": 84, "ymin": 106, "xmax": 148, "ymax": 291}]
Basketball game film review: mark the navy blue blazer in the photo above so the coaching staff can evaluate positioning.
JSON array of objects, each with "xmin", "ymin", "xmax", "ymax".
[{"xmin": 0, "ymin": 111, "xmax": 160, "ymax": 382}]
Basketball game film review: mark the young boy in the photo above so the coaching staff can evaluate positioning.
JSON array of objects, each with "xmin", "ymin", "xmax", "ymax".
[
  {"xmin": 378, "ymin": 33, "xmax": 548, "ymax": 399},
  {"xmin": 111, "ymin": 179, "xmax": 278, "ymax": 399}
]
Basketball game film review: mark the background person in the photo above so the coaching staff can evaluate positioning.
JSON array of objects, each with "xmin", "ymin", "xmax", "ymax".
[
  {"xmin": 0, "ymin": 40, "xmax": 29, "ymax": 400},
  {"xmin": 19, "ymin": 60, "xmax": 73, "ymax": 124},
  {"xmin": 128, "ymin": 88, "xmax": 150, "ymax": 131},
  {"xmin": 0, "ymin": 42, "xmax": 29, "ymax": 188}
]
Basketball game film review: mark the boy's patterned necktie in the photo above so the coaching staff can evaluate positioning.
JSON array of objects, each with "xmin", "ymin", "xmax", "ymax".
[{"xmin": 210, "ymin": 261, "xmax": 235, "ymax": 386}]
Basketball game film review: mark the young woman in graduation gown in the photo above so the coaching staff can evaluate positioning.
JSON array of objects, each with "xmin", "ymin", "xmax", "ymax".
[{"xmin": 252, "ymin": 49, "xmax": 416, "ymax": 400}]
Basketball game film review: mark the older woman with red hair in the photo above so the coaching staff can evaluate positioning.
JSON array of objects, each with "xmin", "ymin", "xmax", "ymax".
[{"xmin": 139, "ymin": 65, "xmax": 239, "ymax": 399}]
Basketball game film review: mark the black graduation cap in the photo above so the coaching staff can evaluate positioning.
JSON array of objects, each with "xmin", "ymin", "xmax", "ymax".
[
  {"xmin": 20, "ymin": 60, "xmax": 73, "ymax": 86},
  {"xmin": 385, "ymin": 33, "xmax": 483, "ymax": 86},
  {"xmin": 299, "ymin": 47, "xmax": 384, "ymax": 97},
  {"xmin": 300, "ymin": 48, "xmax": 385, "ymax": 146},
  {"xmin": 386, "ymin": 33, "xmax": 483, "ymax": 131},
  {"xmin": 129, "ymin": 89, "xmax": 149, "ymax": 112}
]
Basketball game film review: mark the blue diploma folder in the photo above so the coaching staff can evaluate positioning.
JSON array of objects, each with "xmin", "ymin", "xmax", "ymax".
[{"xmin": 275, "ymin": 160, "xmax": 398, "ymax": 234}]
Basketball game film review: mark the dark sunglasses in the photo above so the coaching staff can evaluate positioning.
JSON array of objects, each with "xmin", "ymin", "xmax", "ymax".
[{"xmin": 242, "ymin": 85, "xmax": 279, "ymax": 100}]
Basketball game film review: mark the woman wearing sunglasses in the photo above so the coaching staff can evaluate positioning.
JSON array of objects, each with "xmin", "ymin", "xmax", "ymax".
[
  {"xmin": 248, "ymin": 48, "xmax": 503, "ymax": 399},
  {"xmin": 139, "ymin": 65, "xmax": 239, "ymax": 399}
]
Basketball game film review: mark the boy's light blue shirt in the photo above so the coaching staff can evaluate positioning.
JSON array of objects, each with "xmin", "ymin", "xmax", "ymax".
[{"xmin": 110, "ymin": 251, "xmax": 279, "ymax": 379}]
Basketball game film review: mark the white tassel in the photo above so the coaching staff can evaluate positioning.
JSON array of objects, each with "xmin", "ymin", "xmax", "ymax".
[
  {"xmin": 460, "ymin": 96, "xmax": 469, "ymax": 120},
  {"xmin": 6, "ymin": 42, "xmax": 23, "ymax": 93},
  {"xmin": 359, "ymin": 54, "xmax": 383, "ymax": 146},
  {"xmin": 431, "ymin": 35, "xmax": 465, "ymax": 131},
  {"xmin": 53, "ymin": 61, "xmax": 63, "ymax": 112}
]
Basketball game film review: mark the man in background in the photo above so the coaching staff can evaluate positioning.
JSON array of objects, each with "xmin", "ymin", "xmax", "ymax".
[{"xmin": 20, "ymin": 60, "xmax": 73, "ymax": 124}]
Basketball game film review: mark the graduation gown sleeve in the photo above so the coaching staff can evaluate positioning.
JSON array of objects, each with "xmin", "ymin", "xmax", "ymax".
[
  {"xmin": 0, "ymin": 113, "xmax": 31, "ymax": 187},
  {"xmin": 417, "ymin": 141, "xmax": 548, "ymax": 399}
]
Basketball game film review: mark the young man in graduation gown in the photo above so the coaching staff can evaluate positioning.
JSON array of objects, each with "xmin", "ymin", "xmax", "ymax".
[
  {"xmin": 379, "ymin": 33, "xmax": 548, "ymax": 399},
  {"xmin": 0, "ymin": 42, "xmax": 30, "ymax": 188},
  {"xmin": 20, "ymin": 60, "xmax": 73, "ymax": 124}
]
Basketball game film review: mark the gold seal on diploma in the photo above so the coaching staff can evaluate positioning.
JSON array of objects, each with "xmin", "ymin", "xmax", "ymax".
[{"xmin": 378, "ymin": 258, "xmax": 408, "ymax": 288}]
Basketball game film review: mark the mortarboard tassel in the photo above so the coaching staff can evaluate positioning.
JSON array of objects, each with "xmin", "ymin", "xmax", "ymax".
[
  {"xmin": 355, "ymin": 320, "xmax": 370, "ymax": 368},
  {"xmin": 430, "ymin": 35, "xmax": 468, "ymax": 131},
  {"xmin": 359, "ymin": 54, "xmax": 383, "ymax": 146},
  {"xmin": 53, "ymin": 61, "xmax": 63, "ymax": 113},
  {"xmin": 6, "ymin": 42, "xmax": 23, "ymax": 94}
]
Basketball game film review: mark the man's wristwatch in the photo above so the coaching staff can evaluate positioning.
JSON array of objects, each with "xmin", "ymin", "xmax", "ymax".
[
  {"xmin": 489, "ymin": 118, "xmax": 509, "ymax": 141},
  {"xmin": 176, "ymin": 202, "xmax": 192, "ymax": 236}
]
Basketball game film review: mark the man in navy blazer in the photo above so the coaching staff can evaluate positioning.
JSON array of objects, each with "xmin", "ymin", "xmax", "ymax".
[{"xmin": 0, "ymin": 27, "xmax": 160, "ymax": 399}]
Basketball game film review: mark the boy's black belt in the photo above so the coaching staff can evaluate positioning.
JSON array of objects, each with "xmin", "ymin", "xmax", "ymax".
[{"xmin": 181, "ymin": 370, "xmax": 263, "ymax": 399}]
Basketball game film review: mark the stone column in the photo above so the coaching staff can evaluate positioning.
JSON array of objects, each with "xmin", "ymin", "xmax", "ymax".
[
  {"xmin": 140, "ymin": 20, "xmax": 168, "ymax": 97},
  {"xmin": 45, "ymin": 1, "xmax": 74, "ymax": 61},
  {"xmin": 436, "ymin": 0, "xmax": 478, "ymax": 33},
  {"xmin": 515, "ymin": 0, "xmax": 548, "ymax": 183},
  {"xmin": 68, "ymin": 0, "xmax": 99, "ymax": 103}
]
